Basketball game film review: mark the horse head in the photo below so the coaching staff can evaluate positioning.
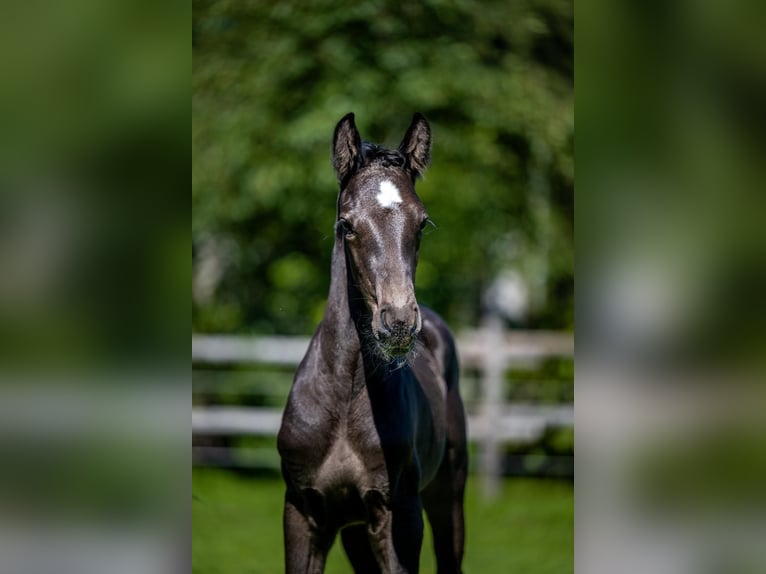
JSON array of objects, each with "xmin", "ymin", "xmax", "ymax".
[{"xmin": 332, "ymin": 113, "xmax": 432, "ymax": 359}]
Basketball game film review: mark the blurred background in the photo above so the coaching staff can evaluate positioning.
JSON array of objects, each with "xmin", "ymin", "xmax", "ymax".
[
  {"xmin": 0, "ymin": 1, "xmax": 186, "ymax": 573},
  {"xmin": 577, "ymin": 0, "xmax": 766, "ymax": 573},
  {"xmin": 192, "ymin": 0, "xmax": 574, "ymax": 334},
  {"xmin": 192, "ymin": 0, "xmax": 573, "ymax": 572}
]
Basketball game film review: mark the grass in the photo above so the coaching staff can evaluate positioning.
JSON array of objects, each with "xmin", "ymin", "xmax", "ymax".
[{"xmin": 192, "ymin": 469, "xmax": 572, "ymax": 573}]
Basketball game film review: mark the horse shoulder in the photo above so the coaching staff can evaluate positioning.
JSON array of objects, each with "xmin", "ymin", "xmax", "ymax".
[
  {"xmin": 278, "ymin": 341, "xmax": 337, "ymax": 471},
  {"xmin": 418, "ymin": 306, "xmax": 459, "ymax": 382}
]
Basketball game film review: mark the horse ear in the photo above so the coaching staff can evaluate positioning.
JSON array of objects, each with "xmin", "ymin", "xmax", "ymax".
[
  {"xmin": 333, "ymin": 113, "xmax": 363, "ymax": 185},
  {"xmin": 398, "ymin": 113, "xmax": 431, "ymax": 179}
]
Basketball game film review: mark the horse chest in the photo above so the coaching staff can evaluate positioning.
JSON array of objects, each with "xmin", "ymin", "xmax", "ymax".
[
  {"xmin": 281, "ymin": 388, "xmax": 417, "ymax": 493},
  {"xmin": 314, "ymin": 426, "xmax": 387, "ymax": 492}
]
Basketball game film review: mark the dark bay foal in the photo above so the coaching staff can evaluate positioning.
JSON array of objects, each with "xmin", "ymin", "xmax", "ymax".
[{"xmin": 278, "ymin": 113, "xmax": 467, "ymax": 573}]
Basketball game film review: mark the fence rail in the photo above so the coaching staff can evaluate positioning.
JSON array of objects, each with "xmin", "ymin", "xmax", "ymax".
[
  {"xmin": 192, "ymin": 330, "xmax": 573, "ymax": 369},
  {"xmin": 193, "ymin": 335, "xmax": 310, "ymax": 367},
  {"xmin": 192, "ymin": 327, "xmax": 573, "ymax": 497},
  {"xmin": 191, "ymin": 404, "xmax": 573, "ymax": 441}
]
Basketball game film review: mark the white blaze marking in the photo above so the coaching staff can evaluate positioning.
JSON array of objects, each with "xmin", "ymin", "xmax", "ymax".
[{"xmin": 376, "ymin": 180, "xmax": 402, "ymax": 208}]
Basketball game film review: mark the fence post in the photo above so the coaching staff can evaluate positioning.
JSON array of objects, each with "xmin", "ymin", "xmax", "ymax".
[{"xmin": 478, "ymin": 311, "xmax": 506, "ymax": 499}]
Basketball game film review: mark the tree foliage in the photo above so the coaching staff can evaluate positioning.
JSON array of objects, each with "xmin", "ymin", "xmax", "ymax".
[{"xmin": 193, "ymin": 0, "xmax": 573, "ymax": 334}]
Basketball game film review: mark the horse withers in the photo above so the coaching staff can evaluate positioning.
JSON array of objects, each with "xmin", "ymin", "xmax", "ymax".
[{"xmin": 277, "ymin": 113, "xmax": 467, "ymax": 573}]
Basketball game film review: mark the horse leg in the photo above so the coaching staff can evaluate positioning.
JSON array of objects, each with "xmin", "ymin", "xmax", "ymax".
[
  {"xmin": 364, "ymin": 490, "xmax": 424, "ymax": 573},
  {"xmin": 391, "ymin": 495, "xmax": 425, "ymax": 573},
  {"xmin": 422, "ymin": 445, "xmax": 468, "ymax": 574},
  {"xmin": 283, "ymin": 491, "xmax": 335, "ymax": 573},
  {"xmin": 341, "ymin": 524, "xmax": 381, "ymax": 573}
]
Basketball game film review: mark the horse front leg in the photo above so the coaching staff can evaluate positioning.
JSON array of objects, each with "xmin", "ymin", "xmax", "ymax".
[
  {"xmin": 422, "ymin": 449, "xmax": 467, "ymax": 574},
  {"xmin": 283, "ymin": 491, "xmax": 335, "ymax": 574},
  {"xmin": 365, "ymin": 490, "xmax": 424, "ymax": 573}
]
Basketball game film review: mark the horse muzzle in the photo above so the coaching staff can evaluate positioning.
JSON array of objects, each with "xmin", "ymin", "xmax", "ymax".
[{"xmin": 375, "ymin": 302, "xmax": 421, "ymax": 357}]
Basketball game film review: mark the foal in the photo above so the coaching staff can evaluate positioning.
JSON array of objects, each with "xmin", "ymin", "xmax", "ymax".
[{"xmin": 278, "ymin": 113, "xmax": 467, "ymax": 573}]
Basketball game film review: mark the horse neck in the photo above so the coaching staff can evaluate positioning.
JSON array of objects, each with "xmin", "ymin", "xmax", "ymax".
[
  {"xmin": 318, "ymin": 239, "xmax": 359, "ymax": 359},
  {"xmin": 320, "ymin": 239, "xmax": 393, "ymax": 382}
]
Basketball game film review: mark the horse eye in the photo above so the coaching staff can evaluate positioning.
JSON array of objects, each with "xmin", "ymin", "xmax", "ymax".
[
  {"xmin": 338, "ymin": 219, "xmax": 356, "ymax": 238},
  {"xmin": 418, "ymin": 218, "xmax": 436, "ymax": 240}
]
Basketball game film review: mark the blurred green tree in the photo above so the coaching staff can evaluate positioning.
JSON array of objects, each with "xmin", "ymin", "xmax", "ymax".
[{"xmin": 193, "ymin": 0, "xmax": 573, "ymax": 334}]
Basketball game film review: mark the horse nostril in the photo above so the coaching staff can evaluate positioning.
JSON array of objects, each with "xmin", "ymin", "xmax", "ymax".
[
  {"xmin": 410, "ymin": 305, "xmax": 421, "ymax": 336},
  {"xmin": 379, "ymin": 306, "xmax": 392, "ymax": 336}
]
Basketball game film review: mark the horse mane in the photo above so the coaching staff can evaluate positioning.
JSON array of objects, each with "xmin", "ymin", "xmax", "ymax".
[{"xmin": 361, "ymin": 142, "xmax": 406, "ymax": 169}]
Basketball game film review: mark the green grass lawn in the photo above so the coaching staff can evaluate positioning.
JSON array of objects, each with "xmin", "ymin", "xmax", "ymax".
[{"xmin": 192, "ymin": 469, "xmax": 572, "ymax": 573}]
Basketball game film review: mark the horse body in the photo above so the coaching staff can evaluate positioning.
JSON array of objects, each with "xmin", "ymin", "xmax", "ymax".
[{"xmin": 278, "ymin": 113, "xmax": 467, "ymax": 573}]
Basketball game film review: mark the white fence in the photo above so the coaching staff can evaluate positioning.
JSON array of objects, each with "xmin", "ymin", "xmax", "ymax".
[{"xmin": 192, "ymin": 325, "xmax": 573, "ymax": 497}]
